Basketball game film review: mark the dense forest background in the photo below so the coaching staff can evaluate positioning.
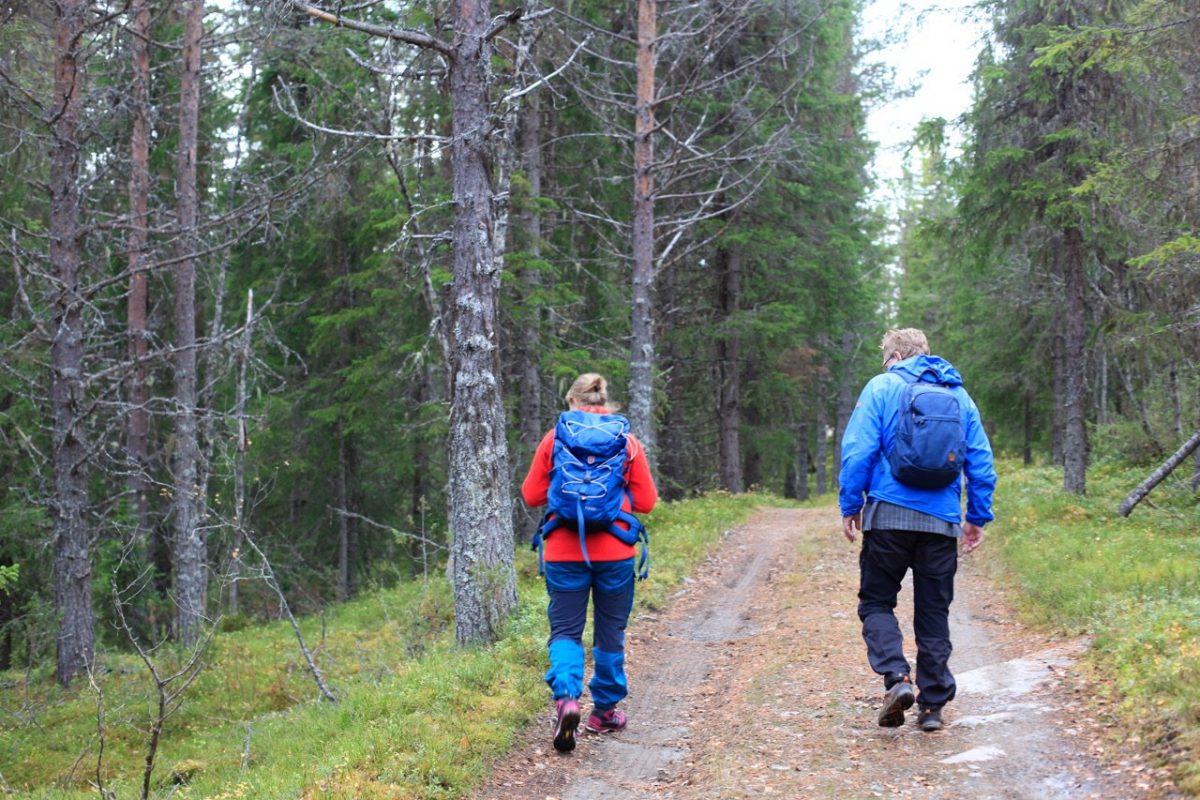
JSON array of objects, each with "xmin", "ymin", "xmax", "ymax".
[{"xmin": 0, "ymin": 0, "xmax": 1196, "ymax": 690}]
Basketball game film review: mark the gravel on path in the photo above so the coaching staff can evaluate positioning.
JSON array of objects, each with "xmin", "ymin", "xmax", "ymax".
[{"xmin": 476, "ymin": 506, "xmax": 1180, "ymax": 800}]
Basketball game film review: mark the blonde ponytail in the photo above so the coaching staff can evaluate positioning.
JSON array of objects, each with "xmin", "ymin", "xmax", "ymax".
[{"xmin": 565, "ymin": 373, "xmax": 620, "ymax": 411}]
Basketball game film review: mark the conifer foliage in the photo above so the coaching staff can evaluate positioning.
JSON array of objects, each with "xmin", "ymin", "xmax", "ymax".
[
  {"xmin": 0, "ymin": 0, "xmax": 876, "ymax": 674},
  {"xmin": 896, "ymin": 0, "xmax": 1200, "ymax": 492}
]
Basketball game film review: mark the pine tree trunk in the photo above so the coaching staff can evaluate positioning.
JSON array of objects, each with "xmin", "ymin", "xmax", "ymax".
[
  {"xmin": 0, "ymin": 581, "xmax": 13, "ymax": 671},
  {"xmin": 788, "ymin": 417, "xmax": 810, "ymax": 501},
  {"xmin": 1096, "ymin": 328, "xmax": 1108, "ymax": 426},
  {"xmin": 173, "ymin": 0, "xmax": 207, "ymax": 645},
  {"xmin": 229, "ymin": 291, "xmax": 253, "ymax": 617},
  {"xmin": 1116, "ymin": 361, "xmax": 1157, "ymax": 447},
  {"xmin": 815, "ymin": 401, "xmax": 827, "ymax": 496},
  {"xmin": 411, "ymin": 369, "xmax": 429, "ymax": 574},
  {"xmin": 1023, "ymin": 388, "xmax": 1033, "ymax": 466},
  {"xmin": 50, "ymin": 0, "xmax": 95, "ymax": 687},
  {"xmin": 336, "ymin": 429, "xmax": 350, "ymax": 602},
  {"xmin": 832, "ymin": 330, "xmax": 856, "ymax": 489},
  {"xmin": 447, "ymin": 0, "xmax": 517, "ymax": 646},
  {"xmin": 1061, "ymin": 226, "xmax": 1088, "ymax": 494},
  {"xmin": 517, "ymin": 91, "xmax": 544, "ymax": 457},
  {"xmin": 1171, "ymin": 367, "xmax": 1183, "ymax": 438},
  {"xmin": 717, "ymin": 243, "xmax": 742, "ymax": 493},
  {"xmin": 127, "ymin": 0, "xmax": 153, "ymax": 548},
  {"xmin": 657, "ymin": 263, "xmax": 685, "ymax": 501},
  {"xmin": 742, "ymin": 399, "xmax": 761, "ymax": 490},
  {"xmin": 1051, "ymin": 324, "xmax": 1065, "ymax": 466},
  {"xmin": 628, "ymin": 0, "xmax": 657, "ymax": 461},
  {"xmin": 1194, "ymin": 381, "xmax": 1200, "ymax": 491}
]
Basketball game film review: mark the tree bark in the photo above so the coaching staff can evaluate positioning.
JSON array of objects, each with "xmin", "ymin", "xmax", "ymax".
[
  {"xmin": 517, "ymin": 91, "xmax": 544, "ymax": 458},
  {"xmin": 1023, "ymin": 388, "xmax": 1033, "ymax": 466},
  {"xmin": 1118, "ymin": 429, "xmax": 1200, "ymax": 516},
  {"xmin": 1194, "ymin": 383, "xmax": 1200, "ymax": 492},
  {"xmin": 786, "ymin": 416, "xmax": 810, "ymax": 501},
  {"xmin": 742, "ymin": 400, "xmax": 761, "ymax": 490},
  {"xmin": 1065, "ymin": 225, "xmax": 1094, "ymax": 494},
  {"xmin": 410, "ymin": 368, "xmax": 430, "ymax": 575},
  {"xmin": 229, "ymin": 290, "xmax": 253, "ymax": 617},
  {"xmin": 126, "ymin": 0, "xmax": 153, "ymax": 547},
  {"xmin": 627, "ymin": 0, "xmax": 658, "ymax": 462},
  {"xmin": 832, "ymin": 330, "xmax": 856, "ymax": 489},
  {"xmin": 1170, "ymin": 367, "xmax": 1183, "ymax": 439},
  {"xmin": 336, "ymin": 427, "xmax": 351, "ymax": 602},
  {"xmin": 1061, "ymin": 225, "xmax": 1088, "ymax": 494},
  {"xmin": 1194, "ymin": 382, "xmax": 1200, "ymax": 491},
  {"xmin": 656, "ymin": 261, "xmax": 685, "ymax": 501},
  {"xmin": 815, "ymin": 400, "xmax": 827, "ymax": 496},
  {"xmin": 49, "ymin": 0, "xmax": 95, "ymax": 688},
  {"xmin": 173, "ymin": 0, "xmax": 207, "ymax": 645},
  {"xmin": 1096, "ymin": 329, "xmax": 1108, "ymax": 426},
  {"xmin": 1051, "ymin": 324, "xmax": 1065, "ymax": 465},
  {"xmin": 716, "ymin": 243, "xmax": 742, "ymax": 493},
  {"xmin": 447, "ymin": 0, "xmax": 518, "ymax": 646}
]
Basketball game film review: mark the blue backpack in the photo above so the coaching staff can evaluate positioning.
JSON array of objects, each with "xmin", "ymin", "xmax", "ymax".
[
  {"xmin": 533, "ymin": 410, "xmax": 649, "ymax": 579},
  {"xmin": 888, "ymin": 371, "xmax": 966, "ymax": 489}
]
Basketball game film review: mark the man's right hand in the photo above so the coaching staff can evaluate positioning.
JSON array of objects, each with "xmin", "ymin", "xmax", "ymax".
[
  {"xmin": 962, "ymin": 522, "xmax": 984, "ymax": 554},
  {"xmin": 842, "ymin": 513, "xmax": 861, "ymax": 543}
]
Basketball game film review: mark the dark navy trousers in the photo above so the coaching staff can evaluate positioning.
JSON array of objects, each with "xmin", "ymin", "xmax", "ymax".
[
  {"xmin": 544, "ymin": 558, "xmax": 635, "ymax": 710},
  {"xmin": 858, "ymin": 529, "xmax": 958, "ymax": 708}
]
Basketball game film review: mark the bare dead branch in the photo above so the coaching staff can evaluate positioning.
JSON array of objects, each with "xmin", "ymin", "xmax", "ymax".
[
  {"xmin": 484, "ymin": 7, "xmax": 525, "ymax": 42},
  {"xmin": 329, "ymin": 507, "xmax": 448, "ymax": 553},
  {"xmin": 292, "ymin": 2, "xmax": 453, "ymax": 55},
  {"xmin": 112, "ymin": 581, "xmax": 214, "ymax": 800},
  {"xmin": 238, "ymin": 528, "xmax": 339, "ymax": 703}
]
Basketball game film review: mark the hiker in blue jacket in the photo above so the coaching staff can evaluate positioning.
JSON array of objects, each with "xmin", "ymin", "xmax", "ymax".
[{"xmin": 839, "ymin": 328, "xmax": 996, "ymax": 732}]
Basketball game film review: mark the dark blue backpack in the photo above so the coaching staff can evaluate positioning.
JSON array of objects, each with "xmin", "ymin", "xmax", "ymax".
[
  {"xmin": 888, "ymin": 371, "xmax": 966, "ymax": 489},
  {"xmin": 533, "ymin": 410, "xmax": 649, "ymax": 579}
]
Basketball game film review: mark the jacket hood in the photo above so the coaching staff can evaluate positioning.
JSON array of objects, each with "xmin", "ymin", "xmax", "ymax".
[{"xmin": 889, "ymin": 355, "xmax": 963, "ymax": 386}]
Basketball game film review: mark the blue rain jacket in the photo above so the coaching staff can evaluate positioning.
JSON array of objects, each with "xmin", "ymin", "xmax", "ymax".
[{"xmin": 839, "ymin": 355, "xmax": 997, "ymax": 527}]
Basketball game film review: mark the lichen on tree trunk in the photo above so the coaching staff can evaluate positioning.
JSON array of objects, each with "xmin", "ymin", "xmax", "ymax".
[{"xmin": 447, "ymin": 0, "xmax": 517, "ymax": 646}]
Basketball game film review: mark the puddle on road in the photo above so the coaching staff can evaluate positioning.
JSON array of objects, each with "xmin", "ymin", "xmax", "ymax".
[
  {"xmin": 956, "ymin": 648, "xmax": 1075, "ymax": 697},
  {"xmin": 952, "ymin": 702, "xmax": 1046, "ymax": 728},
  {"xmin": 941, "ymin": 745, "xmax": 1007, "ymax": 764}
]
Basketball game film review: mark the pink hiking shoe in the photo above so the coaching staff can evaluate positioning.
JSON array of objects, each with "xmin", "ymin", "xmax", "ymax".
[
  {"xmin": 552, "ymin": 698, "xmax": 581, "ymax": 753},
  {"xmin": 586, "ymin": 707, "xmax": 627, "ymax": 733}
]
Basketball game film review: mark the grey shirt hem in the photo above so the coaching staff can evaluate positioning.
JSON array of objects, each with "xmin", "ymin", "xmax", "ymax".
[{"xmin": 862, "ymin": 500, "xmax": 962, "ymax": 538}]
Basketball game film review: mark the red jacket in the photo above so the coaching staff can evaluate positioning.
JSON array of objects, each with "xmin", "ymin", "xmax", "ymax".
[{"xmin": 521, "ymin": 407, "xmax": 659, "ymax": 562}]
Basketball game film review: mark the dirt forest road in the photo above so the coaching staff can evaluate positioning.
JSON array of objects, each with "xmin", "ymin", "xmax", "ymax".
[{"xmin": 477, "ymin": 507, "xmax": 1182, "ymax": 800}]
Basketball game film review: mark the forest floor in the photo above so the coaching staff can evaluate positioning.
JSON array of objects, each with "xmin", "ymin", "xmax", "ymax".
[{"xmin": 474, "ymin": 506, "xmax": 1183, "ymax": 800}]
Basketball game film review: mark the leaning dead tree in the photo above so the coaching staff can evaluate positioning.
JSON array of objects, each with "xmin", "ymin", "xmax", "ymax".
[{"xmin": 1117, "ymin": 429, "xmax": 1200, "ymax": 516}]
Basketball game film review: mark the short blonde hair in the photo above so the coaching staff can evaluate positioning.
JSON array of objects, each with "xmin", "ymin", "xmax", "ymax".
[
  {"xmin": 880, "ymin": 328, "xmax": 930, "ymax": 362},
  {"xmin": 565, "ymin": 373, "xmax": 620, "ymax": 411}
]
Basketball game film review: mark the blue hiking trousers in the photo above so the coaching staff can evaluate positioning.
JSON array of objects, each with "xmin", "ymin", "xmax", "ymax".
[{"xmin": 544, "ymin": 558, "xmax": 635, "ymax": 711}]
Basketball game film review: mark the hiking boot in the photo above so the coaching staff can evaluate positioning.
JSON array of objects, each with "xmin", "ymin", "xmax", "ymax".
[
  {"xmin": 586, "ymin": 707, "xmax": 627, "ymax": 733},
  {"xmin": 877, "ymin": 674, "xmax": 914, "ymax": 728},
  {"xmin": 552, "ymin": 698, "xmax": 581, "ymax": 753},
  {"xmin": 917, "ymin": 705, "xmax": 943, "ymax": 732}
]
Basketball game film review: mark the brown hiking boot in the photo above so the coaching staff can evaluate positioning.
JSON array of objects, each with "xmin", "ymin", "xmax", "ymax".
[
  {"xmin": 877, "ymin": 674, "xmax": 914, "ymax": 727},
  {"xmin": 917, "ymin": 705, "xmax": 943, "ymax": 732}
]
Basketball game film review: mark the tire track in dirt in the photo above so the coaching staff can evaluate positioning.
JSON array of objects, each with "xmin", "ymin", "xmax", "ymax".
[{"xmin": 477, "ymin": 506, "xmax": 1180, "ymax": 800}]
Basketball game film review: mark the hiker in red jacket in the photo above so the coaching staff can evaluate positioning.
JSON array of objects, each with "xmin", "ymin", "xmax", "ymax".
[{"xmin": 522, "ymin": 373, "xmax": 658, "ymax": 753}]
